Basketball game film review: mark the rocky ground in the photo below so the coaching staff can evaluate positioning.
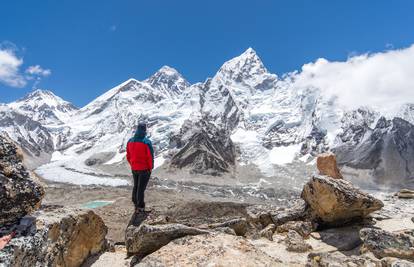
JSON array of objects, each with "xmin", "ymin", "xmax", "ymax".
[{"xmin": 2, "ymin": 133, "xmax": 414, "ymax": 267}]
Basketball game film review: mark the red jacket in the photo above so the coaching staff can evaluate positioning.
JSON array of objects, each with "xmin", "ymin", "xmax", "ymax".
[{"xmin": 126, "ymin": 136, "xmax": 154, "ymax": 171}]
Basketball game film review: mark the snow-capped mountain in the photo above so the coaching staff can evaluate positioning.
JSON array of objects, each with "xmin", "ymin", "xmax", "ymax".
[
  {"xmin": 8, "ymin": 89, "xmax": 78, "ymax": 125},
  {"xmin": 2, "ymin": 48, "xmax": 414, "ymax": 187},
  {"xmin": 0, "ymin": 104, "xmax": 54, "ymax": 169}
]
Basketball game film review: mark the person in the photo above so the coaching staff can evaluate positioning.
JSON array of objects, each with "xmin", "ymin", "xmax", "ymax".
[
  {"xmin": 126, "ymin": 122, "xmax": 154, "ymax": 213},
  {"xmin": 0, "ymin": 232, "xmax": 14, "ymax": 250}
]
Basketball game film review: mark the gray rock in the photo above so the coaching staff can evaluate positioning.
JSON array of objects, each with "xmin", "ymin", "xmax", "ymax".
[
  {"xmin": 270, "ymin": 201, "xmax": 307, "ymax": 226},
  {"xmin": 125, "ymin": 223, "xmax": 209, "ymax": 258},
  {"xmin": 301, "ymin": 175, "xmax": 383, "ymax": 226},
  {"xmin": 360, "ymin": 228, "xmax": 414, "ymax": 261},
  {"xmin": 397, "ymin": 189, "xmax": 414, "ymax": 199},
  {"xmin": 0, "ymin": 133, "xmax": 44, "ymax": 226}
]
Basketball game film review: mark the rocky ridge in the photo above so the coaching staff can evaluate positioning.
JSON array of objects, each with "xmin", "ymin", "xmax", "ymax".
[{"xmin": 0, "ymin": 135, "xmax": 108, "ymax": 267}]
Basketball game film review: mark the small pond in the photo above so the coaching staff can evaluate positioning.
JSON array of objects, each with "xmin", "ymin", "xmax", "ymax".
[{"xmin": 81, "ymin": 200, "xmax": 114, "ymax": 209}]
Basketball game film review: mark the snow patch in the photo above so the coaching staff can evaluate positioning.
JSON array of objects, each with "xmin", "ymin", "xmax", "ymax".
[{"xmin": 269, "ymin": 144, "xmax": 302, "ymax": 165}]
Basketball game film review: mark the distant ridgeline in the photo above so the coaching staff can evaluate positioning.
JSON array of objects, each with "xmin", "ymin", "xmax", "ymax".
[{"xmin": 1, "ymin": 49, "xmax": 413, "ymax": 187}]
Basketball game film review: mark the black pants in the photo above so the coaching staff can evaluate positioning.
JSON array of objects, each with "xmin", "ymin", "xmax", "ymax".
[{"xmin": 132, "ymin": 170, "xmax": 151, "ymax": 208}]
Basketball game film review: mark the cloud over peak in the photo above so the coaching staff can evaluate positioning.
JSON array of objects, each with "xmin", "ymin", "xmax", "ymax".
[{"xmin": 290, "ymin": 44, "xmax": 414, "ymax": 115}]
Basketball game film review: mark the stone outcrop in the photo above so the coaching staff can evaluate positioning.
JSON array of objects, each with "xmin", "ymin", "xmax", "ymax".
[
  {"xmin": 0, "ymin": 133, "xmax": 44, "ymax": 226},
  {"xmin": 135, "ymin": 233, "xmax": 283, "ymax": 267},
  {"xmin": 360, "ymin": 228, "xmax": 414, "ymax": 261},
  {"xmin": 301, "ymin": 175, "xmax": 383, "ymax": 225},
  {"xmin": 126, "ymin": 222, "xmax": 209, "ymax": 258},
  {"xmin": 316, "ymin": 152, "xmax": 343, "ymax": 179},
  {"xmin": 0, "ymin": 207, "xmax": 108, "ymax": 267}
]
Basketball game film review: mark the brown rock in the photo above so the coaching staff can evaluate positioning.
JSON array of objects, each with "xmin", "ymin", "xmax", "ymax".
[
  {"xmin": 259, "ymin": 223, "xmax": 276, "ymax": 241},
  {"xmin": 301, "ymin": 175, "xmax": 383, "ymax": 226},
  {"xmin": 276, "ymin": 221, "xmax": 316, "ymax": 238},
  {"xmin": 0, "ymin": 207, "xmax": 108, "ymax": 267},
  {"xmin": 135, "ymin": 233, "xmax": 283, "ymax": 267},
  {"xmin": 284, "ymin": 230, "xmax": 312, "ymax": 252},
  {"xmin": 316, "ymin": 152, "xmax": 343, "ymax": 179}
]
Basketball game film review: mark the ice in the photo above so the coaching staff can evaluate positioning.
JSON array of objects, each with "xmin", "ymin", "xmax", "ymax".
[{"xmin": 269, "ymin": 144, "xmax": 302, "ymax": 165}]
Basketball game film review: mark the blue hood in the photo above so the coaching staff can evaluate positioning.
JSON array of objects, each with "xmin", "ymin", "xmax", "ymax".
[{"xmin": 134, "ymin": 128, "xmax": 146, "ymax": 139}]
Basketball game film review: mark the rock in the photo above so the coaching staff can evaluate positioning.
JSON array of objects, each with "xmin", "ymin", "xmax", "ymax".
[
  {"xmin": 0, "ymin": 133, "xmax": 44, "ymax": 226},
  {"xmin": 360, "ymin": 228, "xmax": 414, "ymax": 261},
  {"xmin": 0, "ymin": 207, "xmax": 107, "ymax": 267},
  {"xmin": 210, "ymin": 226, "xmax": 237, "ymax": 235},
  {"xmin": 276, "ymin": 221, "xmax": 316, "ymax": 238},
  {"xmin": 270, "ymin": 201, "xmax": 307, "ymax": 226},
  {"xmin": 125, "ymin": 223, "xmax": 209, "ymax": 258},
  {"xmin": 259, "ymin": 224, "xmax": 276, "ymax": 241},
  {"xmin": 285, "ymin": 230, "xmax": 312, "ymax": 253},
  {"xmin": 307, "ymin": 251, "xmax": 382, "ymax": 267},
  {"xmin": 381, "ymin": 257, "xmax": 414, "ymax": 267},
  {"xmin": 316, "ymin": 152, "xmax": 343, "ymax": 179},
  {"xmin": 301, "ymin": 175, "xmax": 383, "ymax": 226},
  {"xmin": 135, "ymin": 233, "xmax": 282, "ymax": 266},
  {"xmin": 397, "ymin": 189, "xmax": 414, "ymax": 199},
  {"xmin": 208, "ymin": 218, "xmax": 249, "ymax": 236}
]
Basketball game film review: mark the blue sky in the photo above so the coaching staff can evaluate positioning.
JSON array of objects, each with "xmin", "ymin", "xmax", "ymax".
[{"xmin": 1, "ymin": 0, "xmax": 414, "ymax": 107}]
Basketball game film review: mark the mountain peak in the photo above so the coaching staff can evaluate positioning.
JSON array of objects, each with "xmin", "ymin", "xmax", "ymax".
[
  {"xmin": 215, "ymin": 48, "xmax": 269, "ymax": 82},
  {"xmin": 9, "ymin": 88, "xmax": 78, "ymax": 125},
  {"xmin": 145, "ymin": 65, "xmax": 190, "ymax": 97}
]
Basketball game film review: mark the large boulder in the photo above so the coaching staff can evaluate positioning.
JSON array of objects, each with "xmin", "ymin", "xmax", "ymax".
[
  {"xmin": 0, "ymin": 133, "xmax": 44, "ymax": 226},
  {"xmin": 301, "ymin": 175, "xmax": 383, "ymax": 225},
  {"xmin": 126, "ymin": 222, "xmax": 209, "ymax": 258},
  {"xmin": 135, "ymin": 233, "xmax": 283, "ymax": 266},
  {"xmin": 316, "ymin": 152, "xmax": 343, "ymax": 179},
  {"xmin": 0, "ymin": 207, "xmax": 108, "ymax": 267},
  {"xmin": 360, "ymin": 228, "xmax": 414, "ymax": 261}
]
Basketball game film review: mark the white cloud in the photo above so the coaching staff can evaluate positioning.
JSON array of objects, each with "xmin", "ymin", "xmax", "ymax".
[
  {"xmin": 0, "ymin": 49, "xmax": 26, "ymax": 87},
  {"xmin": 290, "ymin": 44, "xmax": 414, "ymax": 115},
  {"xmin": 26, "ymin": 65, "xmax": 51, "ymax": 76},
  {"xmin": 0, "ymin": 43, "xmax": 52, "ymax": 88}
]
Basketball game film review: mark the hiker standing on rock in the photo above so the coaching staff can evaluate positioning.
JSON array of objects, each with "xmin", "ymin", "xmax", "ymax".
[{"xmin": 127, "ymin": 122, "xmax": 154, "ymax": 213}]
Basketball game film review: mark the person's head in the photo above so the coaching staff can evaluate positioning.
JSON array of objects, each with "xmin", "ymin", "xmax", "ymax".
[{"xmin": 135, "ymin": 122, "xmax": 147, "ymax": 138}]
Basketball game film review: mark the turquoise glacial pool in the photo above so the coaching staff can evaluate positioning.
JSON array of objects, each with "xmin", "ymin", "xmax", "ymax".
[{"xmin": 82, "ymin": 200, "xmax": 114, "ymax": 209}]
